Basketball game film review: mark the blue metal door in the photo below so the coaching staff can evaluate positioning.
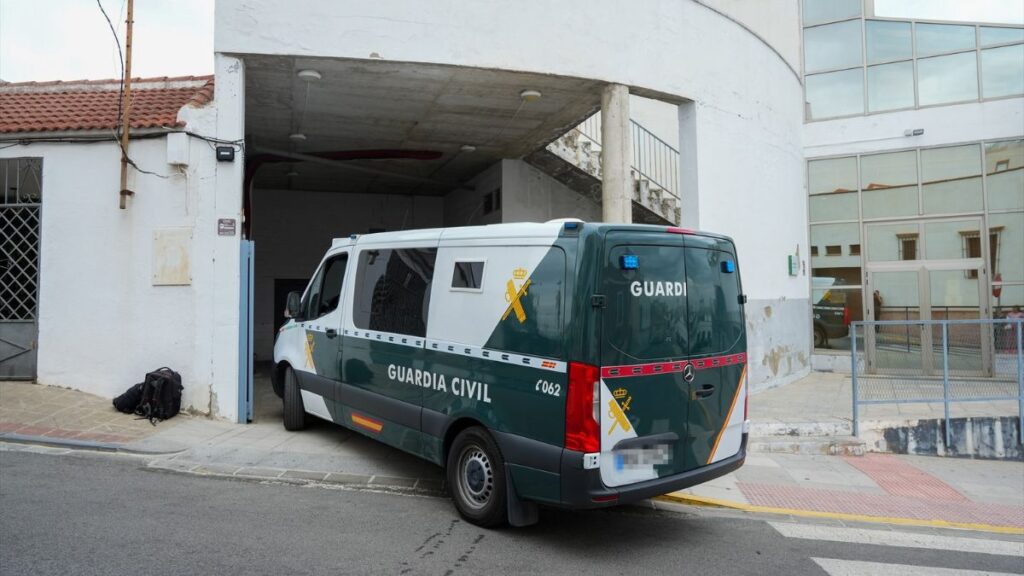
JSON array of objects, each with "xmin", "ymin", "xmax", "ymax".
[{"xmin": 238, "ymin": 240, "xmax": 255, "ymax": 422}]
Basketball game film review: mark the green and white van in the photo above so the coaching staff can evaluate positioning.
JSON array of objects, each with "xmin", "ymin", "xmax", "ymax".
[{"xmin": 272, "ymin": 220, "xmax": 749, "ymax": 527}]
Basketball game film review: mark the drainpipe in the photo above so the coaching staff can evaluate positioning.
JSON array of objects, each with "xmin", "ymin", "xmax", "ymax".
[{"xmin": 601, "ymin": 84, "xmax": 632, "ymax": 223}]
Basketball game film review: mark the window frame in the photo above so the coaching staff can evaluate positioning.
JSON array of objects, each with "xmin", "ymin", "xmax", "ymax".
[
  {"xmin": 803, "ymin": 13, "xmax": 1024, "ymax": 122},
  {"xmin": 351, "ymin": 246, "xmax": 438, "ymax": 338},
  {"xmin": 450, "ymin": 258, "xmax": 488, "ymax": 293},
  {"xmin": 301, "ymin": 252, "xmax": 349, "ymax": 322}
]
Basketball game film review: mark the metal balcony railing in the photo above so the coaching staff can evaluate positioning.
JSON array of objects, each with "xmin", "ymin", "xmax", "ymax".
[{"xmin": 573, "ymin": 113, "xmax": 680, "ymax": 204}]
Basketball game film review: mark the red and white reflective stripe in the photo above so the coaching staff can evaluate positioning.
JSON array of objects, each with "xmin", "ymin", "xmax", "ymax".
[{"xmin": 600, "ymin": 353, "xmax": 747, "ymax": 379}]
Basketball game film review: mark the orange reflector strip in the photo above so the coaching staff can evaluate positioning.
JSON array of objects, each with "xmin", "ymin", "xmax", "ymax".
[
  {"xmin": 351, "ymin": 413, "xmax": 383, "ymax": 433},
  {"xmin": 707, "ymin": 364, "xmax": 747, "ymax": 465}
]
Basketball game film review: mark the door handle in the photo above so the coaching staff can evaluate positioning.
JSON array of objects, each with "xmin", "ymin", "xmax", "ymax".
[
  {"xmin": 326, "ymin": 329, "xmax": 338, "ymax": 339},
  {"xmin": 694, "ymin": 384, "xmax": 715, "ymax": 399}
]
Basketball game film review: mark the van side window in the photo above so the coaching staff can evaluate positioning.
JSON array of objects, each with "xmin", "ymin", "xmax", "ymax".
[
  {"xmin": 353, "ymin": 248, "xmax": 437, "ymax": 337},
  {"xmin": 685, "ymin": 248, "xmax": 744, "ymax": 356},
  {"xmin": 451, "ymin": 261, "xmax": 485, "ymax": 291},
  {"xmin": 303, "ymin": 254, "xmax": 348, "ymax": 320}
]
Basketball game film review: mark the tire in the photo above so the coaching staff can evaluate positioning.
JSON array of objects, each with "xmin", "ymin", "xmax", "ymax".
[
  {"xmin": 282, "ymin": 367, "xmax": 307, "ymax": 431},
  {"xmin": 446, "ymin": 427, "xmax": 508, "ymax": 528},
  {"xmin": 813, "ymin": 325, "xmax": 828, "ymax": 349}
]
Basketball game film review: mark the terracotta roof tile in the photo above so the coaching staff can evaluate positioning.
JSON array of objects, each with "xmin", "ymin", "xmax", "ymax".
[{"xmin": 0, "ymin": 75, "xmax": 214, "ymax": 134}]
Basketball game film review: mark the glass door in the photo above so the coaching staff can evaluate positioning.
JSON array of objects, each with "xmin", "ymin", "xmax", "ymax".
[
  {"xmin": 867, "ymin": 269, "xmax": 925, "ymax": 374},
  {"xmin": 864, "ymin": 217, "xmax": 990, "ymax": 375},
  {"xmin": 927, "ymin": 266, "xmax": 990, "ymax": 376}
]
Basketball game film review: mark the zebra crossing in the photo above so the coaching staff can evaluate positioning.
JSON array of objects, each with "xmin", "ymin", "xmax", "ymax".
[{"xmin": 769, "ymin": 521, "xmax": 1024, "ymax": 576}]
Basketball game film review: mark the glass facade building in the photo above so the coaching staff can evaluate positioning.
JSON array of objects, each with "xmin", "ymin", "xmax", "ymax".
[
  {"xmin": 804, "ymin": 1, "xmax": 1024, "ymax": 351},
  {"xmin": 803, "ymin": 3, "xmax": 1024, "ymax": 120}
]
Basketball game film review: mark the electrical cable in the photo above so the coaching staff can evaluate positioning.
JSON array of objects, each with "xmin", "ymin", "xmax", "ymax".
[{"xmin": 95, "ymin": 0, "xmax": 125, "ymax": 135}]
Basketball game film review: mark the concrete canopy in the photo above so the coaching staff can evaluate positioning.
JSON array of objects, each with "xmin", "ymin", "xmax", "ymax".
[{"xmin": 244, "ymin": 55, "xmax": 605, "ymax": 195}]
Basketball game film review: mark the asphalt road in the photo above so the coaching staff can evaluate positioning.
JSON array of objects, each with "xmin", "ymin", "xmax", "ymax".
[{"xmin": 1, "ymin": 448, "xmax": 1022, "ymax": 576}]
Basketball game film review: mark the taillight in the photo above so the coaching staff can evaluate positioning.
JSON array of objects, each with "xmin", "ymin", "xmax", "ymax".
[
  {"xmin": 566, "ymin": 362, "xmax": 601, "ymax": 453},
  {"xmin": 665, "ymin": 226, "xmax": 695, "ymax": 235},
  {"xmin": 843, "ymin": 306, "xmax": 851, "ymax": 326}
]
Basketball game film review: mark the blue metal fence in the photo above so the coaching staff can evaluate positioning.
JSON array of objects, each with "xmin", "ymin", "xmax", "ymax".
[{"xmin": 851, "ymin": 318, "xmax": 1023, "ymax": 448}]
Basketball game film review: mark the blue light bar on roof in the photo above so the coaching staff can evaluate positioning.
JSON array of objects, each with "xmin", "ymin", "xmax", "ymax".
[
  {"xmin": 564, "ymin": 221, "xmax": 579, "ymax": 230},
  {"xmin": 721, "ymin": 260, "xmax": 735, "ymax": 273},
  {"xmin": 621, "ymin": 254, "xmax": 640, "ymax": 270}
]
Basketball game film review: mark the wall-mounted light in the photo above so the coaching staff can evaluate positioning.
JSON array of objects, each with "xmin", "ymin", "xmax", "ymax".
[
  {"xmin": 903, "ymin": 128, "xmax": 924, "ymax": 137},
  {"xmin": 297, "ymin": 69, "xmax": 322, "ymax": 81},
  {"xmin": 460, "ymin": 144, "xmax": 477, "ymax": 153},
  {"xmin": 289, "ymin": 133, "xmax": 307, "ymax": 141}
]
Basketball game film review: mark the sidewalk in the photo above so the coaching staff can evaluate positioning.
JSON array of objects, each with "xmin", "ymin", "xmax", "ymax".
[
  {"xmin": 668, "ymin": 451, "xmax": 1024, "ymax": 532},
  {"xmin": 2, "ymin": 378, "xmax": 1022, "ymax": 532},
  {"xmin": 751, "ymin": 371, "xmax": 1021, "ymax": 437}
]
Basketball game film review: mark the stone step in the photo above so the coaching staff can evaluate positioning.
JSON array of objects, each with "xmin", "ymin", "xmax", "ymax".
[
  {"xmin": 750, "ymin": 419, "xmax": 853, "ymax": 438},
  {"xmin": 749, "ymin": 435, "xmax": 866, "ymax": 456}
]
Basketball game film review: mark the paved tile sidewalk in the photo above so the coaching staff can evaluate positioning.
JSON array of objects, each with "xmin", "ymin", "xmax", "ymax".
[
  {"xmin": 0, "ymin": 380, "xmax": 185, "ymax": 445},
  {"xmin": 673, "ymin": 452, "xmax": 1024, "ymax": 529}
]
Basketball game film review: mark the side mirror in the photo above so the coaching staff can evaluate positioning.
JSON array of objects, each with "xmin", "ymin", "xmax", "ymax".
[{"xmin": 285, "ymin": 291, "xmax": 303, "ymax": 320}]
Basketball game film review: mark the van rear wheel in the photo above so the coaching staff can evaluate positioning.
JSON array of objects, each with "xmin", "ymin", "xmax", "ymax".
[
  {"xmin": 447, "ymin": 427, "xmax": 508, "ymax": 527},
  {"xmin": 282, "ymin": 367, "xmax": 307, "ymax": 431}
]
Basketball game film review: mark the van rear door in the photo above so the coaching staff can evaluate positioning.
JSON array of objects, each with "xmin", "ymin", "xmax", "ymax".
[
  {"xmin": 681, "ymin": 234, "xmax": 747, "ymax": 469},
  {"xmin": 598, "ymin": 231, "xmax": 691, "ymax": 487},
  {"xmin": 598, "ymin": 230, "xmax": 748, "ymax": 487}
]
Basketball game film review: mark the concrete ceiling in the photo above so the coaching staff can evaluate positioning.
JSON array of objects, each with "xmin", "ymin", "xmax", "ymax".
[{"xmin": 244, "ymin": 55, "xmax": 605, "ymax": 195}]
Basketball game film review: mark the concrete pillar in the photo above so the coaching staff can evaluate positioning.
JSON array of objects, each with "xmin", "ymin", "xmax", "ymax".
[
  {"xmin": 600, "ymin": 84, "xmax": 632, "ymax": 223},
  {"xmin": 208, "ymin": 53, "xmax": 246, "ymax": 421},
  {"xmin": 678, "ymin": 100, "xmax": 700, "ymax": 230}
]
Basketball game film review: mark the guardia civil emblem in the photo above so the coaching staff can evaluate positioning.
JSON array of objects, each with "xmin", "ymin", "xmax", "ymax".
[{"xmin": 502, "ymin": 267, "xmax": 532, "ymax": 324}]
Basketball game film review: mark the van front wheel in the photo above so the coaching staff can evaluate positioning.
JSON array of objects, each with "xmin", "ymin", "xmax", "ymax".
[
  {"xmin": 447, "ymin": 427, "xmax": 508, "ymax": 527},
  {"xmin": 282, "ymin": 367, "xmax": 307, "ymax": 431}
]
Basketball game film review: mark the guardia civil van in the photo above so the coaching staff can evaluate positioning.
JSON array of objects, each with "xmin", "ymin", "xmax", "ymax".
[{"xmin": 272, "ymin": 220, "xmax": 749, "ymax": 527}]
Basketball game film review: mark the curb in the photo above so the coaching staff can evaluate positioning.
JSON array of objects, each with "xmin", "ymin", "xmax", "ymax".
[
  {"xmin": 0, "ymin": 433, "xmax": 186, "ymax": 456},
  {"xmin": 656, "ymin": 493, "xmax": 1024, "ymax": 536},
  {"xmin": 146, "ymin": 459, "xmax": 447, "ymax": 496}
]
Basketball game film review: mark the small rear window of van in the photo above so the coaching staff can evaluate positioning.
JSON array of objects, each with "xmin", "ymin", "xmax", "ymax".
[{"xmin": 451, "ymin": 261, "xmax": 485, "ymax": 291}]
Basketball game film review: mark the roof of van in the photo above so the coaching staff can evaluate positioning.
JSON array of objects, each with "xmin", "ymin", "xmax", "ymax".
[
  {"xmin": 329, "ymin": 221, "xmax": 732, "ymax": 249},
  {"xmin": 331, "ymin": 222, "xmax": 565, "ymax": 248}
]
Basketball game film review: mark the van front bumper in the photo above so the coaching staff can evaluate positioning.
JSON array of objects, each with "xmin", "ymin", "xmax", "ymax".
[{"xmin": 556, "ymin": 434, "xmax": 747, "ymax": 509}]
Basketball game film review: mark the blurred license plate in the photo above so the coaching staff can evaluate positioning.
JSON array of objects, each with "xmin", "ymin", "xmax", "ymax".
[{"xmin": 614, "ymin": 445, "xmax": 671, "ymax": 470}]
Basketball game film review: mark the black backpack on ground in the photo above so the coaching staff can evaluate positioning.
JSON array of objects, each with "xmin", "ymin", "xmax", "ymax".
[
  {"xmin": 112, "ymin": 382, "xmax": 144, "ymax": 414},
  {"xmin": 134, "ymin": 367, "xmax": 184, "ymax": 424}
]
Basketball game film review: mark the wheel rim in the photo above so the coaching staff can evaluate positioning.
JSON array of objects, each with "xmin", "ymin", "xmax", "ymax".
[{"xmin": 456, "ymin": 443, "xmax": 494, "ymax": 510}]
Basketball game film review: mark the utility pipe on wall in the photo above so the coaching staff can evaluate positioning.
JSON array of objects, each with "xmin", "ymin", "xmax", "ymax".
[{"xmin": 118, "ymin": 0, "xmax": 134, "ymax": 209}]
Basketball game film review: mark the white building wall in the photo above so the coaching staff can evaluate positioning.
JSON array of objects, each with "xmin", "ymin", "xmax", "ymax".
[
  {"xmin": 216, "ymin": 0, "xmax": 808, "ymax": 390},
  {"xmin": 444, "ymin": 162, "xmax": 503, "ymax": 228},
  {"xmin": 804, "ymin": 98, "xmax": 1024, "ymax": 159},
  {"xmin": 0, "ymin": 104, "xmax": 221, "ymax": 414},
  {"xmin": 500, "ymin": 160, "xmax": 602, "ymax": 223}
]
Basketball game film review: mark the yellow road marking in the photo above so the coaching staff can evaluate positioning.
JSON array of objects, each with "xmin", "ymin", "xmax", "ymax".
[{"xmin": 656, "ymin": 493, "xmax": 1024, "ymax": 535}]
